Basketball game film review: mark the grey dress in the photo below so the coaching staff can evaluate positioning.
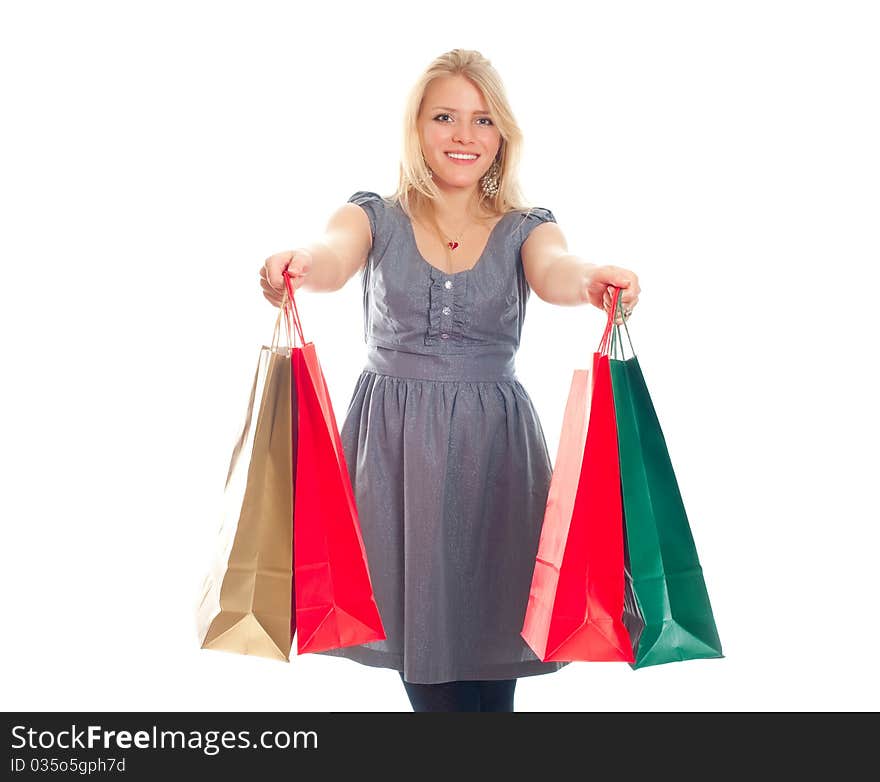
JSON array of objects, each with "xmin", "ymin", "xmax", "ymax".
[{"xmin": 313, "ymin": 190, "xmax": 571, "ymax": 684}]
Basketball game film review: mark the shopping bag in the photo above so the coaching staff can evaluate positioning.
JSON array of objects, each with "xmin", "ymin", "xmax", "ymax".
[
  {"xmin": 196, "ymin": 304, "xmax": 296, "ymax": 661},
  {"xmin": 197, "ymin": 273, "xmax": 386, "ymax": 660},
  {"xmin": 607, "ymin": 290, "xmax": 723, "ymax": 668},
  {"xmin": 622, "ymin": 541, "xmax": 646, "ymax": 654},
  {"xmin": 520, "ymin": 298, "xmax": 634, "ymax": 662},
  {"xmin": 280, "ymin": 271, "xmax": 386, "ymax": 654}
]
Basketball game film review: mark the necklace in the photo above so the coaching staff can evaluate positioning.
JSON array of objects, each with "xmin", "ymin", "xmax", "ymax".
[
  {"xmin": 429, "ymin": 210, "xmax": 496, "ymax": 253},
  {"xmin": 441, "ymin": 224, "xmax": 468, "ymax": 251},
  {"xmin": 439, "ymin": 215, "xmax": 491, "ymax": 250}
]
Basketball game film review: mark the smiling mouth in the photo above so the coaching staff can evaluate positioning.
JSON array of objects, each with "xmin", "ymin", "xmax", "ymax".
[{"xmin": 445, "ymin": 152, "xmax": 480, "ymax": 163}]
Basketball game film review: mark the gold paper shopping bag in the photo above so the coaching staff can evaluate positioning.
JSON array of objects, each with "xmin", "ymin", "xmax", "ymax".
[{"xmin": 196, "ymin": 310, "xmax": 297, "ymax": 661}]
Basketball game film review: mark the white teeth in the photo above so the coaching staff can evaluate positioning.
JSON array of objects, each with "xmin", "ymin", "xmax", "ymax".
[{"xmin": 447, "ymin": 152, "xmax": 478, "ymax": 160}]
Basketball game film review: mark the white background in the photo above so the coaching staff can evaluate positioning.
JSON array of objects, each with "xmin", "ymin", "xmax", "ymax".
[{"xmin": 2, "ymin": 0, "xmax": 877, "ymax": 712}]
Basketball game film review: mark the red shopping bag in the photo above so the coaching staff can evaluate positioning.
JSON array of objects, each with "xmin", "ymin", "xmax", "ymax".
[
  {"xmin": 521, "ymin": 294, "xmax": 634, "ymax": 662},
  {"xmin": 281, "ymin": 271, "xmax": 386, "ymax": 654}
]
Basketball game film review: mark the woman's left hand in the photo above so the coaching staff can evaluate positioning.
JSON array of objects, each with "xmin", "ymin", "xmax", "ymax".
[{"xmin": 582, "ymin": 265, "xmax": 641, "ymax": 324}]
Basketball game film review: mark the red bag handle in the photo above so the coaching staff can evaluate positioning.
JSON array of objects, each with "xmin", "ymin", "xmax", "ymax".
[
  {"xmin": 596, "ymin": 286, "xmax": 636, "ymax": 359},
  {"xmin": 597, "ymin": 287, "xmax": 622, "ymax": 356},
  {"xmin": 268, "ymin": 269, "xmax": 306, "ymax": 349}
]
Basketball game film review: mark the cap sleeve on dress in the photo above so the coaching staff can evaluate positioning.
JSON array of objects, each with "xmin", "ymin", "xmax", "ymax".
[
  {"xmin": 347, "ymin": 190, "xmax": 385, "ymax": 245},
  {"xmin": 516, "ymin": 207, "xmax": 557, "ymax": 300},
  {"xmin": 519, "ymin": 206, "xmax": 557, "ymax": 244}
]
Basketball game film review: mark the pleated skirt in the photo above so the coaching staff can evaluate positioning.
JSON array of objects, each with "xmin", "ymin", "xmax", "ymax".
[{"xmin": 313, "ymin": 346, "xmax": 571, "ymax": 684}]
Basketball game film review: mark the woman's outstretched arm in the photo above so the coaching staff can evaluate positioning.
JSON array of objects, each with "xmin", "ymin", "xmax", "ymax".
[{"xmin": 260, "ymin": 201, "xmax": 372, "ymax": 304}]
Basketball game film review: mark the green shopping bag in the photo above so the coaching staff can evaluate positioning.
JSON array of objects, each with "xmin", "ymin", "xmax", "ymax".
[{"xmin": 607, "ymin": 290, "xmax": 723, "ymax": 669}]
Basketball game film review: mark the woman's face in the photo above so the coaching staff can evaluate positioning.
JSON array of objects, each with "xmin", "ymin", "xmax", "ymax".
[{"xmin": 417, "ymin": 75, "xmax": 502, "ymax": 194}]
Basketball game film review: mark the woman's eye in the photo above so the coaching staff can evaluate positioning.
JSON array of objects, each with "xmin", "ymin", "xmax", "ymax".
[{"xmin": 433, "ymin": 113, "xmax": 493, "ymax": 126}]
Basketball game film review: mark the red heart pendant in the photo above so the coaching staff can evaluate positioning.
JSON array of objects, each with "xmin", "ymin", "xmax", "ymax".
[{"xmin": 447, "ymin": 241, "xmax": 459, "ymax": 250}]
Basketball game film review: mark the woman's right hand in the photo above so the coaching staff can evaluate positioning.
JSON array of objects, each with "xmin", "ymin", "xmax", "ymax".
[{"xmin": 260, "ymin": 248, "xmax": 314, "ymax": 307}]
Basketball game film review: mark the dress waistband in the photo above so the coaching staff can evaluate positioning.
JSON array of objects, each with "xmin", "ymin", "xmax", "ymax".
[{"xmin": 363, "ymin": 345, "xmax": 517, "ymax": 382}]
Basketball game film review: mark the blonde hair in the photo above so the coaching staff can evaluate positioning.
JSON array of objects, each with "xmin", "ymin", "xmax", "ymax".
[{"xmin": 380, "ymin": 49, "xmax": 541, "ymax": 266}]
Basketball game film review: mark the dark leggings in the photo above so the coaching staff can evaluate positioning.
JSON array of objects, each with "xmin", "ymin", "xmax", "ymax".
[{"xmin": 398, "ymin": 671, "xmax": 517, "ymax": 712}]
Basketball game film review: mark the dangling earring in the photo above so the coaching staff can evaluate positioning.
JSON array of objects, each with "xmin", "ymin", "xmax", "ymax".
[
  {"xmin": 480, "ymin": 158, "xmax": 501, "ymax": 197},
  {"xmin": 420, "ymin": 155, "xmax": 433, "ymax": 183}
]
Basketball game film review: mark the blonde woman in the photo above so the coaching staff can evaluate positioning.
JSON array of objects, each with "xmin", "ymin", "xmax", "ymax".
[{"xmin": 260, "ymin": 49, "xmax": 641, "ymax": 712}]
